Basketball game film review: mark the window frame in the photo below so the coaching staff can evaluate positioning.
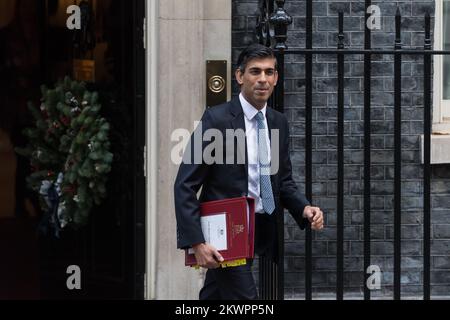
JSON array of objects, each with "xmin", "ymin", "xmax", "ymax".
[{"xmin": 433, "ymin": 0, "xmax": 450, "ymax": 132}]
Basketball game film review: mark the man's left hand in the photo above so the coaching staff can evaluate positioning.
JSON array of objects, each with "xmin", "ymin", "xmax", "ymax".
[{"xmin": 303, "ymin": 206, "xmax": 324, "ymax": 230}]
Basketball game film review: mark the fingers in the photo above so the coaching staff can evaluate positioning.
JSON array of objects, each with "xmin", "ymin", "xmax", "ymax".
[
  {"xmin": 305, "ymin": 207, "xmax": 321, "ymax": 221},
  {"xmin": 201, "ymin": 254, "xmax": 220, "ymax": 269},
  {"xmin": 193, "ymin": 243, "xmax": 222, "ymax": 269},
  {"xmin": 313, "ymin": 211, "xmax": 320, "ymax": 222},
  {"xmin": 202, "ymin": 250, "xmax": 223, "ymax": 269},
  {"xmin": 202, "ymin": 246, "xmax": 223, "ymax": 269},
  {"xmin": 312, "ymin": 220, "xmax": 323, "ymax": 230},
  {"xmin": 311, "ymin": 219, "xmax": 324, "ymax": 230},
  {"xmin": 308, "ymin": 207, "xmax": 324, "ymax": 230},
  {"xmin": 205, "ymin": 260, "xmax": 220, "ymax": 269},
  {"xmin": 213, "ymin": 250, "xmax": 224, "ymax": 263},
  {"xmin": 208, "ymin": 252, "xmax": 224, "ymax": 269},
  {"xmin": 312, "ymin": 214, "xmax": 323, "ymax": 225},
  {"xmin": 312, "ymin": 210, "xmax": 321, "ymax": 222}
]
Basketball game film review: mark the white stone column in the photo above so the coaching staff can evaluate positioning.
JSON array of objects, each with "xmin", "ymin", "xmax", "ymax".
[{"xmin": 146, "ymin": 0, "xmax": 232, "ymax": 300}]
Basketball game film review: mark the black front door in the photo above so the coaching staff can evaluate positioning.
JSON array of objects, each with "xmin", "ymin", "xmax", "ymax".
[{"xmin": 0, "ymin": 0, "xmax": 145, "ymax": 299}]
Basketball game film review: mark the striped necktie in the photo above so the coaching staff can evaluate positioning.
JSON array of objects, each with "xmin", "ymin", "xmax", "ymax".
[{"xmin": 255, "ymin": 111, "xmax": 275, "ymax": 214}]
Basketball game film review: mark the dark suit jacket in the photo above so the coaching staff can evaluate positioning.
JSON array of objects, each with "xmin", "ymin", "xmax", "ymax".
[{"xmin": 174, "ymin": 97, "xmax": 310, "ymax": 259}]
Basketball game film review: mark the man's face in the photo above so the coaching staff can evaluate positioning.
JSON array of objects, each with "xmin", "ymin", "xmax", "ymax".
[{"xmin": 235, "ymin": 57, "xmax": 278, "ymax": 109}]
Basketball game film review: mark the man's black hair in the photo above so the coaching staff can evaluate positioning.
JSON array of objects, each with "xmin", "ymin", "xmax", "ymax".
[{"xmin": 236, "ymin": 44, "xmax": 277, "ymax": 72}]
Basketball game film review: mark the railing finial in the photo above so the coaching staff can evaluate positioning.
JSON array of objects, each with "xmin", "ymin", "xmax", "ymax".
[
  {"xmin": 395, "ymin": 7, "xmax": 402, "ymax": 49},
  {"xmin": 338, "ymin": 11, "xmax": 345, "ymax": 49},
  {"xmin": 424, "ymin": 12, "xmax": 431, "ymax": 50},
  {"xmin": 269, "ymin": 0, "xmax": 292, "ymax": 50}
]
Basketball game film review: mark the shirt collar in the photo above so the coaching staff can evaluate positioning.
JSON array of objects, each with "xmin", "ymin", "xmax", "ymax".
[{"xmin": 239, "ymin": 93, "xmax": 267, "ymax": 121}]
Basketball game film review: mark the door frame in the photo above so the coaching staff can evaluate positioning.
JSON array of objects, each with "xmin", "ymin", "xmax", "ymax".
[
  {"xmin": 131, "ymin": 0, "xmax": 147, "ymax": 300},
  {"xmin": 145, "ymin": 0, "xmax": 158, "ymax": 300}
]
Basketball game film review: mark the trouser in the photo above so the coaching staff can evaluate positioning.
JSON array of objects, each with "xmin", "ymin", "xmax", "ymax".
[{"xmin": 199, "ymin": 260, "xmax": 257, "ymax": 300}]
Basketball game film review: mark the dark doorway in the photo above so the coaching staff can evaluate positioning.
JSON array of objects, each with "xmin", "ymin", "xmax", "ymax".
[{"xmin": 0, "ymin": 0, "xmax": 145, "ymax": 299}]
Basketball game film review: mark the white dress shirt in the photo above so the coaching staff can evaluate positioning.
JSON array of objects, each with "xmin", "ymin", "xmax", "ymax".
[{"xmin": 239, "ymin": 93, "xmax": 272, "ymax": 214}]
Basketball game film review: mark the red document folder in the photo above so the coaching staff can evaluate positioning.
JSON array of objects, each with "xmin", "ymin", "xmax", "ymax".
[{"xmin": 185, "ymin": 197, "xmax": 255, "ymax": 268}]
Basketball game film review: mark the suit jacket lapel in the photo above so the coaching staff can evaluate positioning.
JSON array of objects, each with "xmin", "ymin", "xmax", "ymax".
[
  {"xmin": 266, "ymin": 107, "xmax": 278, "ymax": 186},
  {"xmin": 229, "ymin": 97, "xmax": 249, "ymax": 194},
  {"xmin": 266, "ymin": 106, "xmax": 275, "ymax": 142}
]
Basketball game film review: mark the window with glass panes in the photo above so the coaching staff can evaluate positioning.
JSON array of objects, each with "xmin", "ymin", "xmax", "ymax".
[
  {"xmin": 434, "ymin": 0, "xmax": 450, "ymax": 125},
  {"xmin": 443, "ymin": 1, "xmax": 450, "ymax": 103}
]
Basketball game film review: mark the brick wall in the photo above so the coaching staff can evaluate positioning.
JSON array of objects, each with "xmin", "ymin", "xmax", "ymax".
[{"xmin": 232, "ymin": 0, "xmax": 450, "ymax": 298}]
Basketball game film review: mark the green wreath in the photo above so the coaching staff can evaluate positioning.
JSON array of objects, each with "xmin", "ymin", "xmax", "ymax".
[{"xmin": 16, "ymin": 77, "xmax": 113, "ymax": 236}]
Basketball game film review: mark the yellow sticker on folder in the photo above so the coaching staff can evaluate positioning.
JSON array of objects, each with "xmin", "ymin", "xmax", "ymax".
[{"xmin": 191, "ymin": 259, "xmax": 247, "ymax": 269}]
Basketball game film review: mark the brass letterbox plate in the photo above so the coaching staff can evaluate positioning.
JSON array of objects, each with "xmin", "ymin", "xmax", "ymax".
[{"xmin": 73, "ymin": 59, "xmax": 95, "ymax": 82}]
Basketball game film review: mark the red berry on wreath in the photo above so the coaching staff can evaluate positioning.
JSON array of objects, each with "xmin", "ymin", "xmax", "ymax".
[{"xmin": 61, "ymin": 117, "xmax": 70, "ymax": 126}]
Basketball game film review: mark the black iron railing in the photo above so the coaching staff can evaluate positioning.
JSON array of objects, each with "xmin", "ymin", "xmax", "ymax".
[{"xmin": 254, "ymin": 0, "xmax": 445, "ymax": 300}]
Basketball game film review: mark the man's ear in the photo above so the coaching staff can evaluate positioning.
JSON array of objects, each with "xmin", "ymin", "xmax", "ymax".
[
  {"xmin": 235, "ymin": 69, "xmax": 244, "ymax": 85},
  {"xmin": 274, "ymin": 70, "xmax": 279, "ymax": 86}
]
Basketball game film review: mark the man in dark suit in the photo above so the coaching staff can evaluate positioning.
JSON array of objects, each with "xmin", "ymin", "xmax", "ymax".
[{"xmin": 174, "ymin": 44, "xmax": 324, "ymax": 300}]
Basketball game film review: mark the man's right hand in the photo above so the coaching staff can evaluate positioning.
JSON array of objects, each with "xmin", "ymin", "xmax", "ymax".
[{"xmin": 192, "ymin": 243, "xmax": 224, "ymax": 269}]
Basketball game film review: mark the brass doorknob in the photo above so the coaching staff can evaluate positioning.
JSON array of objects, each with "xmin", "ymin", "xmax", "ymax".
[{"xmin": 208, "ymin": 75, "xmax": 226, "ymax": 93}]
